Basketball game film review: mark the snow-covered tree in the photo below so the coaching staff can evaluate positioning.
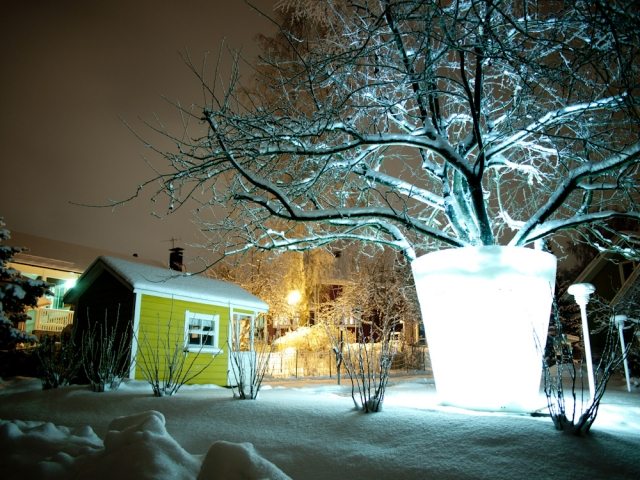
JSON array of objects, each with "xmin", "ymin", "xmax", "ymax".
[
  {"xmin": 134, "ymin": 0, "xmax": 639, "ymax": 263},
  {"xmin": 212, "ymin": 249, "xmax": 309, "ymax": 329},
  {"xmin": 0, "ymin": 219, "xmax": 50, "ymax": 349}
]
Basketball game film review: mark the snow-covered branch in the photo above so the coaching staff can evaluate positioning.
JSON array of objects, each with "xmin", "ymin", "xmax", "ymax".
[
  {"xmin": 486, "ymin": 96, "xmax": 629, "ymax": 160},
  {"xmin": 133, "ymin": 0, "xmax": 640, "ymax": 262},
  {"xmin": 510, "ymin": 142, "xmax": 640, "ymax": 246}
]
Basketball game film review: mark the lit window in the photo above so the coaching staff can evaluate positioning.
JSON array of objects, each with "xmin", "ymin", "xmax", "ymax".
[
  {"xmin": 231, "ymin": 313, "xmax": 254, "ymax": 351},
  {"xmin": 185, "ymin": 311, "xmax": 221, "ymax": 353}
]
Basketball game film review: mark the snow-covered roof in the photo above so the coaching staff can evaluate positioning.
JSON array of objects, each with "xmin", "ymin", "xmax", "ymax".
[{"xmin": 65, "ymin": 256, "xmax": 268, "ymax": 311}]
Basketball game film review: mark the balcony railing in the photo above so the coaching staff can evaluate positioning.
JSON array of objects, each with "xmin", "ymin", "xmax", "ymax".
[{"xmin": 26, "ymin": 308, "xmax": 74, "ymax": 333}]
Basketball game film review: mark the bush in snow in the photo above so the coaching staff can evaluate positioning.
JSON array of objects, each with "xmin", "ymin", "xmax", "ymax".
[
  {"xmin": 80, "ymin": 308, "xmax": 131, "ymax": 392},
  {"xmin": 36, "ymin": 333, "xmax": 80, "ymax": 389},
  {"xmin": 228, "ymin": 336, "xmax": 273, "ymax": 400},
  {"xmin": 336, "ymin": 323, "xmax": 397, "ymax": 413},
  {"xmin": 542, "ymin": 295, "xmax": 635, "ymax": 435},
  {"xmin": 322, "ymin": 262, "xmax": 404, "ymax": 412},
  {"xmin": 323, "ymin": 300, "xmax": 398, "ymax": 413},
  {"xmin": 135, "ymin": 315, "xmax": 217, "ymax": 397},
  {"xmin": 0, "ymin": 219, "xmax": 50, "ymax": 350}
]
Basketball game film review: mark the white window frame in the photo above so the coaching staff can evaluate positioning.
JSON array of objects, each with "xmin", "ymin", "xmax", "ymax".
[{"xmin": 184, "ymin": 310, "xmax": 221, "ymax": 354}]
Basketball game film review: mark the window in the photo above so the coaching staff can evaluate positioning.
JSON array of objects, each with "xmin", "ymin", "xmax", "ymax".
[
  {"xmin": 231, "ymin": 313, "xmax": 254, "ymax": 351},
  {"xmin": 185, "ymin": 311, "xmax": 220, "ymax": 353},
  {"xmin": 254, "ymin": 314, "xmax": 267, "ymax": 342}
]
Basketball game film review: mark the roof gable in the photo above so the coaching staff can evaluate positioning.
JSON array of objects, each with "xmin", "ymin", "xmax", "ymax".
[
  {"xmin": 65, "ymin": 256, "xmax": 268, "ymax": 311},
  {"xmin": 570, "ymin": 251, "xmax": 639, "ymax": 305}
]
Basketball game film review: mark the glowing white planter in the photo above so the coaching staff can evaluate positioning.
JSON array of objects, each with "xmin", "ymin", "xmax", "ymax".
[{"xmin": 412, "ymin": 246, "xmax": 557, "ymax": 411}]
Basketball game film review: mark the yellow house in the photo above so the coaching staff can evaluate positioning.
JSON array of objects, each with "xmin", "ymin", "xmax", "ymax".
[{"xmin": 64, "ymin": 256, "xmax": 268, "ymax": 386}]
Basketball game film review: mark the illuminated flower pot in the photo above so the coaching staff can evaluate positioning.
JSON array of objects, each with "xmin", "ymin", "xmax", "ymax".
[{"xmin": 411, "ymin": 246, "xmax": 557, "ymax": 411}]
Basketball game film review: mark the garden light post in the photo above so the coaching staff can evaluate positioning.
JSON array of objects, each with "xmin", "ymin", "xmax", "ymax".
[
  {"xmin": 613, "ymin": 315, "xmax": 632, "ymax": 392},
  {"xmin": 615, "ymin": 315, "xmax": 640, "ymax": 392},
  {"xmin": 568, "ymin": 283, "xmax": 596, "ymax": 400}
]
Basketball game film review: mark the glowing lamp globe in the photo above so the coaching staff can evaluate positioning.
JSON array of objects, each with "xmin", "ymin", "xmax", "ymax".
[
  {"xmin": 286, "ymin": 290, "xmax": 302, "ymax": 306},
  {"xmin": 412, "ymin": 246, "xmax": 557, "ymax": 411}
]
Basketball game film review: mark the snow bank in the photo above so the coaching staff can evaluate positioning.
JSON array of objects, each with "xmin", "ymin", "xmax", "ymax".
[
  {"xmin": 78, "ymin": 410, "xmax": 199, "ymax": 480},
  {"xmin": 0, "ymin": 418, "xmax": 102, "ymax": 479},
  {"xmin": 1, "ymin": 376, "xmax": 639, "ymax": 479},
  {"xmin": 0, "ymin": 410, "xmax": 289, "ymax": 480},
  {"xmin": 199, "ymin": 441, "xmax": 292, "ymax": 480}
]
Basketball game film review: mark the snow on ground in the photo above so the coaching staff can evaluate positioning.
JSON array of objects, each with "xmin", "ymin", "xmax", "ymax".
[{"xmin": 0, "ymin": 374, "xmax": 639, "ymax": 479}]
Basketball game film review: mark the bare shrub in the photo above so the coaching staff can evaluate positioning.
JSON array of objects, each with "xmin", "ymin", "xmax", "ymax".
[
  {"xmin": 135, "ymin": 316, "xmax": 216, "ymax": 397},
  {"xmin": 543, "ymin": 296, "xmax": 635, "ymax": 435},
  {"xmin": 229, "ymin": 341, "xmax": 273, "ymax": 400},
  {"xmin": 229, "ymin": 337, "xmax": 273, "ymax": 400},
  {"xmin": 80, "ymin": 309, "xmax": 131, "ymax": 392},
  {"xmin": 322, "ymin": 259, "xmax": 406, "ymax": 412},
  {"xmin": 340, "ymin": 322, "xmax": 398, "ymax": 413},
  {"xmin": 36, "ymin": 334, "xmax": 80, "ymax": 390}
]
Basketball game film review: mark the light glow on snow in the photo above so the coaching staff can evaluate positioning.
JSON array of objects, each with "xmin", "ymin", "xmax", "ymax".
[{"xmin": 412, "ymin": 246, "xmax": 557, "ymax": 411}]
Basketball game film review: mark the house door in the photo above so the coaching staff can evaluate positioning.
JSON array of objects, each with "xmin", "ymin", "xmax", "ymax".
[{"xmin": 227, "ymin": 313, "xmax": 256, "ymax": 386}]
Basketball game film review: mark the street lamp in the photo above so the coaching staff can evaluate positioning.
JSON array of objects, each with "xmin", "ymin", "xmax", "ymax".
[
  {"xmin": 568, "ymin": 283, "xmax": 596, "ymax": 400},
  {"xmin": 287, "ymin": 290, "xmax": 301, "ymax": 306},
  {"xmin": 286, "ymin": 290, "xmax": 301, "ymax": 329}
]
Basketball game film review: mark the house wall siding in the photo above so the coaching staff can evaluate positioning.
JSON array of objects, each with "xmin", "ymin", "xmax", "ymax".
[{"xmin": 134, "ymin": 294, "xmax": 231, "ymax": 385}]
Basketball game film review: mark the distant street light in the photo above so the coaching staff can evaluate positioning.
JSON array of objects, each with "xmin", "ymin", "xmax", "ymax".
[
  {"xmin": 568, "ymin": 283, "xmax": 596, "ymax": 400},
  {"xmin": 287, "ymin": 290, "xmax": 301, "ymax": 306},
  {"xmin": 285, "ymin": 290, "xmax": 302, "ymax": 330}
]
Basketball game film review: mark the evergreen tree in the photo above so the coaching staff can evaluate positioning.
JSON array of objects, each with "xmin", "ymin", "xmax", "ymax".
[{"xmin": 0, "ymin": 219, "xmax": 50, "ymax": 349}]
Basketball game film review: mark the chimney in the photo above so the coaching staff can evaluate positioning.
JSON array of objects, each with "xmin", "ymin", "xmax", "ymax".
[{"xmin": 169, "ymin": 247, "xmax": 184, "ymax": 272}]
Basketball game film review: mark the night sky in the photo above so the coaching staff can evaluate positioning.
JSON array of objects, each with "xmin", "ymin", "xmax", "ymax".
[{"xmin": 0, "ymin": 0, "xmax": 277, "ymax": 265}]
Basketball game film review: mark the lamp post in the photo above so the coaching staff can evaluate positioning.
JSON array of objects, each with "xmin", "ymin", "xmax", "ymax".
[{"xmin": 568, "ymin": 283, "xmax": 596, "ymax": 399}]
